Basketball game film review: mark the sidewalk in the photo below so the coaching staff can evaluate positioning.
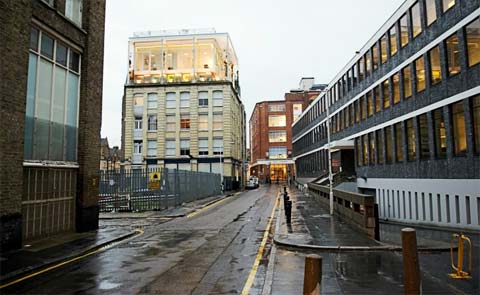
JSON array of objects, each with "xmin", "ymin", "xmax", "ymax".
[{"xmin": 267, "ymin": 187, "xmax": 479, "ymax": 294}]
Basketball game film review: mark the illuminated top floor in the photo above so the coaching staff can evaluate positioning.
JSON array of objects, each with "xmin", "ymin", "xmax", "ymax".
[{"xmin": 127, "ymin": 28, "xmax": 239, "ymax": 86}]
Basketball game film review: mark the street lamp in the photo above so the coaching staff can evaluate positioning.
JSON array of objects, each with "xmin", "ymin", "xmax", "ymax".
[{"xmin": 325, "ymin": 89, "xmax": 334, "ymax": 216}]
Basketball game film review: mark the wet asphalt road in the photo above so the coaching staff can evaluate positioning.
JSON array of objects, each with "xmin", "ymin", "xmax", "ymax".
[{"xmin": 4, "ymin": 186, "xmax": 280, "ymax": 295}]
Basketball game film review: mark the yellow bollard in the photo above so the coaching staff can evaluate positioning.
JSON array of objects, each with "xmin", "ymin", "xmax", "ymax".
[{"xmin": 449, "ymin": 234, "xmax": 472, "ymax": 279}]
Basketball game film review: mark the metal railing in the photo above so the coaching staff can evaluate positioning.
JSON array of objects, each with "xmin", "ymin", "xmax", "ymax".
[{"xmin": 99, "ymin": 168, "xmax": 221, "ymax": 212}]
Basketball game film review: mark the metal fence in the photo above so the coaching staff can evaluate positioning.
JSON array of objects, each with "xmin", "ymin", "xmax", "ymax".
[{"xmin": 99, "ymin": 168, "xmax": 221, "ymax": 212}]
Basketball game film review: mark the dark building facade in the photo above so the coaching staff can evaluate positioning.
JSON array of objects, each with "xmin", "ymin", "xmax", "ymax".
[
  {"xmin": 0, "ymin": 0, "xmax": 106, "ymax": 251},
  {"xmin": 292, "ymin": 0, "xmax": 480, "ymax": 230}
]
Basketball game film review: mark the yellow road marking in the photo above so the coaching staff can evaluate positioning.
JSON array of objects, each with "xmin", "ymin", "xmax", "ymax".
[
  {"xmin": 241, "ymin": 197, "xmax": 279, "ymax": 295},
  {"xmin": 187, "ymin": 194, "xmax": 236, "ymax": 218},
  {"xmin": 0, "ymin": 229, "xmax": 144, "ymax": 290}
]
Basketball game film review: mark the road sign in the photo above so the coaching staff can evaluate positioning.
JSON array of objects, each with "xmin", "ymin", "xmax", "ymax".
[{"xmin": 149, "ymin": 172, "xmax": 161, "ymax": 189}]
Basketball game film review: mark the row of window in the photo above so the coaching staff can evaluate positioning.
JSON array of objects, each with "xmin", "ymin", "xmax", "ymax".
[
  {"xmin": 134, "ymin": 113, "xmax": 224, "ymax": 132},
  {"xmin": 269, "ymin": 131, "xmax": 287, "ymax": 143},
  {"xmin": 133, "ymin": 138, "xmax": 224, "ymax": 157},
  {"xmin": 42, "ymin": 0, "xmax": 83, "ymax": 27},
  {"xmin": 268, "ymin": 104, "xmax": 286, "ymax": 112},
  {"xmin": 133, "ymin": 90, "xmax": 224, "ymax": 110},
  {"xmin": 356, "ymin": 95, "xmax": 479, "ymax": 167}
]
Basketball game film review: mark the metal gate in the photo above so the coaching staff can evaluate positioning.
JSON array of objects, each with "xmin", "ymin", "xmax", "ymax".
[{"xmin": 22, "ymin": 167, "xmax": 77, "ymax": 241}]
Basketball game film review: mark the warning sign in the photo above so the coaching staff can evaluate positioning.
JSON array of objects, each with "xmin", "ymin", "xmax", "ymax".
[{"xmin": 149, "ymin": 172, "xmax": 161, "ymax": 189}]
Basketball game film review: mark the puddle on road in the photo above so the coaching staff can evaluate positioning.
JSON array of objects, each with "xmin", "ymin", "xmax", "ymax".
[{"xmin": 98, "ymin": 280, "xmax": 121, "ymax": 290}]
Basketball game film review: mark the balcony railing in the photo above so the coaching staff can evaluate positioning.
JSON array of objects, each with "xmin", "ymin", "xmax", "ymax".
[{"xmin": 132, "ymin": 154, "xmax": 143, "ymax": 164}]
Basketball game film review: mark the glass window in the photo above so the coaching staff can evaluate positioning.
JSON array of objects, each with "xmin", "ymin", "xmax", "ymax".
[
  {"xmin": 415, "ymin": 56, "xmax": 426, "ymax": 92},
  {"xmin": 148, "ymin": 115, "xmax": 157, "ymax": 131},
  {"xmin": 406, "ymin": 119, "xmax": 416, "ymax": 161},
  {"xmin": 355, "ymin": 100, "xmax": 360, "ymax": 123},
  {"xmin": 147, "ymin": 92, "xmax": 157, "ymax": 108},
  {"xmin": 365, "ymin": 51, "xmax": 371, "ymax": 76},
  {"xmin": 180, "ymin": 91, "xmax": 190, "ymax": 108},
  {"xmin": 363, "ymin": 135, "xmax": 369, "ymax": 165},
  {"xmin": 213, "ymin": 90, "xmax": 223, "ymax": 107},
  {"xmin": 446, "ymin": 33, "xmax": 461, "ymax": 76},
  {"xmin": 180, "ymin": 114, "xmax": 190, "ymax": 130},
  {"xmin": 30, "ymin": 27, "xmax": 39, "ymax": 51},
  {"xmin": 65, "ymin": 0, "xmax": 83, "ymax": 26},
  {"xmin": 361, "ymin": 95, "xmax": 366, "ymax": 120},
  {"xmin": 213, "ymin": 138, "xmax": 223, "ymax": 155},
  {"xmin": 373, "ymin": 44, "xmax": 379, "ymax": 70},
  {"xmin": 199, "ymin": 139, "xmax": 209, "ymax": 156},
  {"xmin": 293, "ymin": 104, "xmax": 303, "ymax": 121},
  {"xmin": 390, "ymin": 26, "xmax": 398, "ymax": 56},
  {"xmin": 147, "ymin": 140, "xmax": 157, "ymax": 157},
  {"xmin": 166, "ymin": 115, "xmax": 176, "ymax": 131},
  {"xmin": 451, "ymin": 101, "xmax": 467, "ymax": 155},
  {"xmin": 134, "ymin": 118, "xmax": 142, "ymax": 130},
  {"xmin": 268, "ymin": 104, "xmax": 286, "ymax": 112},
  {"xmin": 358, "ymin": 57, "xmax": 365, "ymax": 81},
  {"xmin": 133, "ymin": 141, "xmax": 142, "ymax": 154},
  {"xmin": 134, "ymin": 94, "xmax": 143, "ymax": 106},
  {"xmin": 442, "ymin": 0, "xmax": 455, "ymax": 12},
  {"xmin": 213, "ymin": 113, "xmax": 223, "ymax": 130},
  {"xmin": 198, "ymin": 114, "xmax": 208, "ymax": 130},
  {"xmin": 472, "ymin": 95, "xmax": 480, "ymax": 154},
  {"xmin": 269, "ymin": 115, "xmax": 286, "ymax": 127},
  {"xmin": 69, "ymin": 50, "xmax": 80, "ymax": 72},
  {"xmin": 393, "ymin": 73, "xmax": 400, "ymax": 104},
  {"xmin": 395, "ymin": 123, "xmax": 404, "ymax": 162},
  {"xmin": 165, "ymin": 139, "xmax": 176, "ymax": 156},
  {"xmin": 166, "ymin": 92, "xmax": 176, "ymax": 108},
  {"xmin": 385, "ymin": 127, "xmax": 393, "ymax": 164},
  {"xmin": 403, "ymin": 65, "xmax": 412, "ymax": 98},
  {"xmin": 433, "ymin": 108, "xmax": 447, "ymax": 158},
  {"xmin": 466, "ymin": 18, "xmax": 480, "ymax": 67},
  {"xmin": 376, "ymin": 129, "xmax": 384, "ymax": 164},
  {"xmin": 411, "ymin": 2, "xmax": 422, "ymax": 38},
  {"xmin": 381, "ymin": 35, "xmax": 388, "ymax": 64},
  {"xmin": 269, "ymin": 131, "xmax": 287, "ymax": 143},
  {"xmin": 375, "ymin": 86, "xmax": 381, "ymax": 113},
  {"xmin": 418, "ymin": 114, "xmax": 430, "ymax": 159},
  {"xmin": 367, "ymin": 91, "xmax": 373, "ymax": 117},
  {"xmin": 426, "ymin": 0, "xmax": 437, "ymax": 26},
  {"xmin": 198, "ymin": 91, "xmax": 208, "ymax": 107},
  {"xmin": 429, "ymin": 46, "xmax": 442, "ymax": 85},
  {"xmin": 40, "ymin": 33, "xmax": 54, "ymax": 59},
  {"xmin": 269, "ymin": 147, "xmax": 287, "ymax": 159},
  {"xmin": 400, "ymin": 14, "xmax": 409, "ymax": 47},
  {"xmin": 180, "ymin": 139, "xmax": 190, "ymax": 156},
  {"xmin": 356, "ymin": 138, "xmax": 363, "ymax": 166},
  {"xmin": 382, "ymin": 79, "xmax": 390, "ymax": 109},
  {"xmin": 55, "ymin": 42, "xmax": 67, "ymax": 66},
  {"xmin": 369, "ymin": 133, "xmax": 376, "ymax": 165}
]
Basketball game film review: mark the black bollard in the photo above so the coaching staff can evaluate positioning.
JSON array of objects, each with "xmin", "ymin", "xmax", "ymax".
[
  {"xmin": 286, "ymin": 200, "xmax": 292, "ymax": 224},
  {"xmin": 283, "ymin": 186, "xmax": 287, "ymax": 193}
]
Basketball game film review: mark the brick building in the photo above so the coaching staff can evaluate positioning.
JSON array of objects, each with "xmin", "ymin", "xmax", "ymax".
[
  {"xmin": 249, "ymin": 79, "xmax": 321, "ymax": 183},
  {"xmin": 0, "ymin": 0, "xmax": 106, "ymax": 251}
]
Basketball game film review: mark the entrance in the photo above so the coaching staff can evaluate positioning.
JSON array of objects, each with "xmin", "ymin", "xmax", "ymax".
[{"xmin": 270, "ymin": 164, "xmax": 287, "ymax": 182}]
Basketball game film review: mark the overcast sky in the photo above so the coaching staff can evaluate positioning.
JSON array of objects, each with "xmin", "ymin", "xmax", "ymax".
[{"xmin": 101, "ymin": 0, "xmax": 405, "ymax": 147}]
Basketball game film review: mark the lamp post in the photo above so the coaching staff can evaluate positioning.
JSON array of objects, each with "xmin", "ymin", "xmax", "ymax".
[{"xmin": 325, "ymin": 89, "xmax": 334, "ymax": 216}]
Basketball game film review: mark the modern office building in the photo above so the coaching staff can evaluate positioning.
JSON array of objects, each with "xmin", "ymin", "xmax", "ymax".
[
  {"xmin": 0, "ymin": 0, "xmax": 106, "ymax": 250},
  {"xmin": 249, "ymin": 79, "xmax": 320, "ymax": 183},
  {"xmin": 292, "ymin": 0, "xmax": 479, "ymax": 230},
  {"xmin": 121, "ymin": 29, "xmax": 246, "ymax": 190}
]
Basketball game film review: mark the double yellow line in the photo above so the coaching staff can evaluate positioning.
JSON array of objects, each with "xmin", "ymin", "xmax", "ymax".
[{"xmin": 0, "ymin": 229, "xmax": 144, "ymax": 290}]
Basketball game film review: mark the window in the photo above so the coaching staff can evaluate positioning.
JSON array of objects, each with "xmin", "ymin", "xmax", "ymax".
[
  {"xmin": 356, "ymin": 138, "xmax": 363, "ymax": 166},
  {"xmin": 375, "ymin": 86, "xmax": 381, "ymax": 113},
  {"xmin": 293, "ymin": 104, "xmax": 303, "ymax": 121},
  {"xmin": 389, "ymin": 25, "xmax": 398, "ymax": 56},
  {"xmin": 147, "ymin": 140, "xmax": 157, "ymax": 157},
  {"xmin": 180, "ymin": 91, "xmax": 190, "ymax": 108},
  {"xmin": 451, "ymin": 101, "xmax": 467, "ymax": 155},
  {"xmin": 213, "ymin": 113, "xmax": 223, "ymax": 130},
  {"xmin": 269, "ymin": 131, "xmax": 287, "ymax": 143},
  {"xmin": 429, "ymin": 46, "xmax": 442, "ymax": 85},
  {"xmin": 148, "ymin": 115, "xmax": 157, "ymax": 131},
  {"xmin": 166, "ymin": 115, "xmax": 176, "ymax": 132},
  {"xmin": 363, "ymin": 135, "xmax": 369, "ymax": 165},
  {"xmin": 24, "ymin": 28, "xmax": 80, "ymax": 161},
  {"xmin": 361, "ymin": 96, "xmax": 366, "ymax": 120},
  {"xmin": 147, "ymin": 93, "xmax": 157, "ymax": 108},
  {"xmin": 472, "ymin": 95, "xmax": 480, "ymax": 154},
  {"xmin": 199, "ymin": 139, "xmax": 208, "ymax": 156},
  {"xmin": 213, "ymin": 138, "xmax": 223, "ymax": 155},
  {"xmin": 395, "ymin": 123, "xmax": 403, "ymax": 162},
  {"xmin": 65, "ymin": 0, "xmax": 83, "ymax": 26},
  {"xmin": 134, "ymin": 118, "xmax": 142, "ymax": 130},
  {"xmin": 373, "ymin": 44, "xmax": 379, "ymax": 70},
  {"xmin": 446, "ymin": 33, "xmax": 461, "ymax": 76},
  {"xmin": 406, "ymin": 119, "xmax": 416, "ymax": 161},
  {"xmin": 367, "ymin": 91, "xmax": 373, "ymax": 117},
  {"xmin": 198, "ymin": 114, "xmax": 208, "ymax": 130},
  {"xmin": 358, "ymin": 56, "xmax": 365, "ymax": 81},
  {"xmin": 166, "ymin": 92, "xmax": 176, "ymax": 108},
  {"xmin": 213, "ymin": 90, "xmax": 223, "ymax": 107},
  {"xmin": 355, "ymin": 100, "xmax": 360, "ymax": 123},
  {"xmin": 466, "ymin": 18, "xmax": 480, "ymax": 67},
  {"xmin": 365, "ymin": 51, "xmax": 371, "ymax": 76},
  {"xmin": 198, "ymin": 91, "xmax": 208, "ymax": 107},
  {"xmin": 165, "ymin": 139, "xmax": 175, "ymax": 156},
  {"xmin": 134, "ymin": 141, "xmax": 143, "ymax": 154},
  {"xmin": 442, "ymin": 0, "xmax": 455, "ymax": 12},
  {"xmin": 180, "ymin": 139, "xmax": 190, "ymax": 156},
  {"xmin": 269, "ymin": 147, "xmax": 287, "ymax": 159},
  {"xmin": 269, "ymin": 115, "xmax": 286, "ymax": 127},
  {"xmin": 393, "ymin": 73, "xmax": 400, "ymax": 104},
  {"xmin": 426, "ymin": 0, "xmax": 437, "ymax": 26},
  {"xmin": 415, "ymin": 56, "xmax": 426, "ymax": 92},
  {"xmin": 180, "ymin": 114, "xmax": 190, "ymax": 130},
  {"xmin": 269, "ymin": 104, "xmax": 286, "ymax": 112},
  {"xmin": 411, "ymin": 2, "xmax": 422, "ymax": 38},
  {"xmin": 382, "ymin": 79, "xmax": 390, "ymax": 109},
  {"xmin": 403, "ymin": 65, "xmax": 412, "ymax": 98},
  {"xmin": 385, "ymin": 127, "xmax": 393, "ymax": 164},
  {"xmin": 433, "ymin": 108, "xmax": 447, "ymax": 158},
  {"xmin": 418, "ymin": 114, "xmax": 430, "ymax": 159},
  {"xmin": 400, "ymin": 14, "xmax": 409, "ymax": 47},
  {"xmin": 381, "ymin": 35, "xmax": 388, "ymax": 64},
  {"xmin": 376, "ymin": 129, "xmax": 384, "ymax": 164}
]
